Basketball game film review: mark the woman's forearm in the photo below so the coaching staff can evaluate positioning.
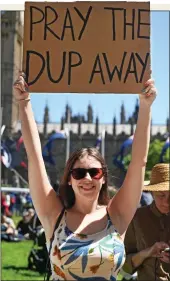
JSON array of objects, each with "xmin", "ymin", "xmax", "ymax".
[
  {"xmin": 18, "ymin": 100, "xmax": 43, "ymax": 162},
  {"xmin": 131, "ymin": 102, "xmax": 151, "ymax": 165}
]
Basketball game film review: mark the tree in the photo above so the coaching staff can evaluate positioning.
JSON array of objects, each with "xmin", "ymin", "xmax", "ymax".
[{"xmin": 124, "ymin": 139, "xmax": 169, "ymax": 180}]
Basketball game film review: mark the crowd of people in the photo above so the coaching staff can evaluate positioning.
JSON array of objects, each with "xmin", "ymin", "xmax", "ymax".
[
  {"xmin": 1, "ymin": 202, "xmax": 42, "ymax": 242},
  {"xmin": 1, "ymin": 191, "xmax": 32, "ymax": 217}
]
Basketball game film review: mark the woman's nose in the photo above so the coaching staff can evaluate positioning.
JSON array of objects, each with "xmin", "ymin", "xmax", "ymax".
[{"xmin": 84, "ymin": 172, "xmax": 92, "ymax": 180}]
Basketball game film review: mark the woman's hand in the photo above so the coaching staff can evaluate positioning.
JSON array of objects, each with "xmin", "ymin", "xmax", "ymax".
[
  {"xmin": 146, "ymin": 241, "xmax": 170, "ymax": 263},
  {"xmin": 139, "ymin": 78, "xmax": 157, "ymax": 107},
  {"xmin": 13, "ymin": 71, "xmax": 30, "ymax": 101}
]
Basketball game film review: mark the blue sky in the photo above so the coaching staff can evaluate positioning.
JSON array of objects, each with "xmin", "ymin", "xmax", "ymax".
[{"xmin": 30, "ymin": 11, "xmax": 169, "ymax": 125}]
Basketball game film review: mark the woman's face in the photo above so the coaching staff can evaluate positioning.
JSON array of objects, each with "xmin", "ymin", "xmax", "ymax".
[
  {"xmin": 68, "ymin": 155, "xmax": 105, "ymax": 202},
  {"xmin": 153, "ymin": 191, "xmax": 170, "ymax": 214}
]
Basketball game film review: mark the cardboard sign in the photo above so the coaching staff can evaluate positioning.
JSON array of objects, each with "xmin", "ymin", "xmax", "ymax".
[{"xmin": 23, "ymin": 1, "xmax": 150, "ymax": 93}]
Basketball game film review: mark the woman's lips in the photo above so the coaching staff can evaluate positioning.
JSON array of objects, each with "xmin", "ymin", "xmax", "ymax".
[{"xmin": 79, "ymin": 185, "xmax": 95, "ymax": 191}]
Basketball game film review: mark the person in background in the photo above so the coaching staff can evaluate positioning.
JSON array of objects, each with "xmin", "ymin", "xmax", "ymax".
[
  {"xmin": 1, "ymin": 193, "xmax": 12, "ymax": 217},
  {"xmin": 1, "ymin": 214, "xmax": 16, "ymax": 234},
  {"xmin": 17, "ymin": 209, "xmax": 32, "ymax": 239},
  {"xmin": 1, "ymin": 192, "xmax": 7, "ymax": 214},
  {"xmin": 9, "ymin": 193, "xmax": 16, "ymax": 215},
  {"xmin": 123, "ymin": 163, "xmax": 170, "ymax": 281},
  {"xmin": 1, "ymin": 214, "xmax": 19, "ymax": 241},
  {"xmin": 28, "ymin": 208, "xmax": 35, "ymax": 218},
  {"xmin": 15, "ymin": 193, "xmax": 22, "ymax": 216}
]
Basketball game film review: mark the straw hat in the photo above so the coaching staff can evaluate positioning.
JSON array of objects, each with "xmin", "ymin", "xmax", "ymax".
[{"xmin": 143, "ymin": 163, "xmax": 169, "ymax": 191}]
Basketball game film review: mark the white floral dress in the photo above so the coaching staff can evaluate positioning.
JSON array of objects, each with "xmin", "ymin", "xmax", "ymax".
[{"xmin": 46, "ymin": 209, "xmax": 126, "ymax": 280}]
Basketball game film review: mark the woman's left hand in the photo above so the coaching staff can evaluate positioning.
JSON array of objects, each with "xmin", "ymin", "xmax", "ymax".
[{"xmin": 139, "ymin": 78, "xmax": 157, "ymax": 107}]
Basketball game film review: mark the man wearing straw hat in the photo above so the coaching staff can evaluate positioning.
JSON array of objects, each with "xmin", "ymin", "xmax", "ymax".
[{"xmin": 123, "ymin": 163, "xmax": 170, "ymax": 280}]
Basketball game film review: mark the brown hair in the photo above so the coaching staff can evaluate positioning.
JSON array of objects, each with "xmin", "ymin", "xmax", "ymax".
[{"xmin": 59, "ymin": 147, "xmax": 109, "ymax": 209}]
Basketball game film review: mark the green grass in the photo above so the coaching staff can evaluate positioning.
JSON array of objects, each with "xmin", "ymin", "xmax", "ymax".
[
  {"xmin": 12, "ymin": 215, "xmax": 22, "ymax": 225},
  {"xmin": 1, "ymin": 241, "xmax": 44, "ymax": 280}
]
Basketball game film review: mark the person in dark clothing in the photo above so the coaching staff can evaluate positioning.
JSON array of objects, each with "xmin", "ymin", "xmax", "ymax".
[
  {"xmin": 17, "ymin": 210, "xmax": 32, "ymax": 238},
  {"xmin": 123, "ymin": 163, "xmax": 170, "ymax": 281}
]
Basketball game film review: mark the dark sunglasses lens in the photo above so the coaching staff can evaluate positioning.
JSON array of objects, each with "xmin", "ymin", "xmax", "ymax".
[
  {"xmin": 71, "ymin": 168, "xmax": 86, "ymax": 180},
  {"xmin": 90, "ymin": 168, "xmax": 103, "ymax": 179},
  {"xmin": 71, "ymin": 168, "xmax": 104, "ymax": 180}
]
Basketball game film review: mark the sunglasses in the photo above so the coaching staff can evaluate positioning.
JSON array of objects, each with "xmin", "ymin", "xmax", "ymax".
[{"xmin": 70, "ymin": 168, "xmax": 104, "ymax": 180}]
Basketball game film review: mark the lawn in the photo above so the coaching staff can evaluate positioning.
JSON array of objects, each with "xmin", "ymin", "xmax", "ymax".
[{"xmin": 1, "ymin": 240, "xmax": 44, "ymax": 280}]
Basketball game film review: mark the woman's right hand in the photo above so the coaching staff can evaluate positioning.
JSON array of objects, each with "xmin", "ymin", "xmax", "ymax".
[{"xmin": 13, "ymin": 72, "xmax": 30, "ymax": 101}]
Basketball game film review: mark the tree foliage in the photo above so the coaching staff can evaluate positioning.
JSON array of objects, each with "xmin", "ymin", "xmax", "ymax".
[{"xmin": 124, "ymin": 139, "xmax": 169, "ymax": 180}]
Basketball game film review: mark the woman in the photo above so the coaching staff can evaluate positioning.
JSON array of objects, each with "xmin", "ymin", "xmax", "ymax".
[
  {"xmin": 13, "ymin": 72, "xmax": 156, "ymax": 280},
  {"xmin": 123, "ymin": 163, "xmax": 170, "ymax": 280}
]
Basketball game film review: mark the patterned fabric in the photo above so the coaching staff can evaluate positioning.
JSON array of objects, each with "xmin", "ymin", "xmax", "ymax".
[{"xmin": 46, "ymin": 209, "xmax": 126, "ymax": 280}]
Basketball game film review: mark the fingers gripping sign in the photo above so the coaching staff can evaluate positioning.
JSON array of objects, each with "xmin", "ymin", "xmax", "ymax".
[
  {"xmin": 13, "ymin": 71, "xmax": 30, "ymax": 102},
  {"xmin": 139, "ymin": 78, "xmax": 157, "ymax": 106}
]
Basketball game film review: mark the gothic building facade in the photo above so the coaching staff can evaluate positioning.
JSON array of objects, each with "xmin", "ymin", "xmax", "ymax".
[
  {"xmin": 1, "ymin": 11, "xmax": 24, "ymax": 136},
  {"xmin": 38, "ymin": 101, "xmax": 169, "ymax": 138}
]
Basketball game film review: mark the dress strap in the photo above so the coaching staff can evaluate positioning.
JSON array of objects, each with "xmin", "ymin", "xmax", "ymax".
[
  {"xmin": 106, "ymin": 207, "xmax": 112, "ymax": 222},
  {"xmin": 51, "ymin": 207, "xmax": 65, "ymax": 239},
  {"xmin": 44, "ymin": 207, "xmax": 65, "ymax": 281}
]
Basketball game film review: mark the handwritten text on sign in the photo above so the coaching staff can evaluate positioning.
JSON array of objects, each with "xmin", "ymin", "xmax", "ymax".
[{"xmin": 23, "ymin": 2, "xmax": 150, "ymax": 93}]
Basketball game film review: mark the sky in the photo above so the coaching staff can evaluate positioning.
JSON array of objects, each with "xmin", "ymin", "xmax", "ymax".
[{"xmin": 29, "ymin": 10, "xmax": 169, "ymax": 125}]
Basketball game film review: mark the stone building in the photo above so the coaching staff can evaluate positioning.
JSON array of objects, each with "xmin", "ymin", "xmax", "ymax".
[
  {"xmin": 11, "ymin": 102, "xmax": 169, "ymax": 188},
  {"xmin": 1, "ymin": 11, "xmax": 24, "ymax": 136}
]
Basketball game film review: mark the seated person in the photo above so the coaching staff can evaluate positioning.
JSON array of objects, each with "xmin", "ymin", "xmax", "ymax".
[
  {"xmin": 1, "ymin": 214, "xmax": 17, "ymax": 235},
  {"xmin": 17, "ymin": 209, "xmax": 32, "ymax": 238},
  {"xmin": 1, "ymin": 214, "xmax": 25, "ymax": 241},
  {"xmin": 123, "ymin": 163, "xmax": 170, "ymax": 280}
]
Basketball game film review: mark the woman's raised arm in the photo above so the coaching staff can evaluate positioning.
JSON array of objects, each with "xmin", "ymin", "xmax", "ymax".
[
  {"xmin": 13, "ymin": 73, "xmax": 63, "ymax": 238},
  {"xmin": 108, "ymin": 79, "xmax": 157, "ymax": 235}
]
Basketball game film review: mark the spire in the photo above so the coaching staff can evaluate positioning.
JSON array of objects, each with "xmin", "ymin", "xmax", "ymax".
[
  {"xmin": 133, "ymin": 99, "xmax": 139, "ymax": 123},
  {"xmin": 113, "ymin": 115, "xmax": 117, "ymax": 136},
  {"xmin": 95, "ymin": 116, "xmax": 99, "ymax": 136},
  {"xmin": 78, "ymin": 114, "xmax": 82, "ymax": 136},
  {"xmin": 130, "ymin": 117, "xmax": 134, "ymax": 135},
  {"xmin": 87, "ymin": 102, "xmax": 93, "ymax": 123},
  {"xmin": 120, "ymin": 102, "xmax": 126, "ymax": 124},
  {"xmin": 60, "ymin": 116, "xmax": 64, "ymax": 130},
  {"xmin": 43, "ymin": 101, "xmax": 49, "ymax": 137},
  {"xmin": 65, "ymin": 102, "xmax": 72, "ymax": 123}
]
